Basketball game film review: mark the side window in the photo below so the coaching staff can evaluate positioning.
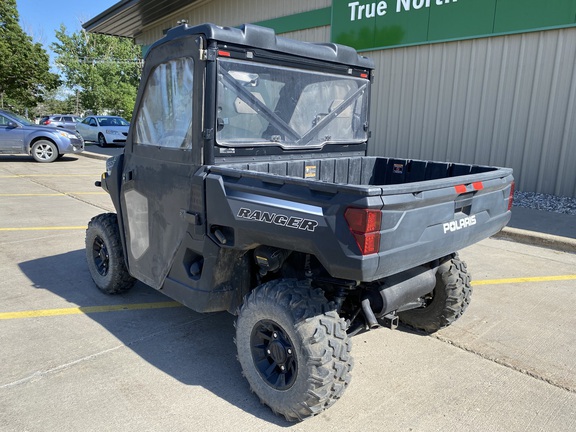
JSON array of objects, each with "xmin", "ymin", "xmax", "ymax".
[
  {"xmin": 90, "ymin": 118, "xmax": 97, "ymax": 126},
  {"xmin": 0, "ymin": 115, "xmax": 9, "ymax": 126},
  {"xmin": 134, "ymin": 57, "xmax": 194, "ymax": 148}
]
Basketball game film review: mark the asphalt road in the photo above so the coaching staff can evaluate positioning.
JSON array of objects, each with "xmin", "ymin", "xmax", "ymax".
[
  {"xmin": 1, "ymin": 154, "xmax": 575, "ymax": 432},
  {"xmin": 82, "ymin": 142, "xmax": 125, "ymax": 158}
]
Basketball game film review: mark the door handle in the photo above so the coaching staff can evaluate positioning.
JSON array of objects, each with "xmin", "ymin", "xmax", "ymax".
[{"xmin": 123, "ymin": 170, "xmax": 134, "ymax": 182}]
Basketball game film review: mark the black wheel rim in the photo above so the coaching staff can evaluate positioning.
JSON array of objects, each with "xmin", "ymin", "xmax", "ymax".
[
  {"xmin": 92, "ymin": 235, "xmax": 109, "ymax": 276},
  {"xmin": 251, "ymin": 320, "xmax": 297, "ymax": 390}
]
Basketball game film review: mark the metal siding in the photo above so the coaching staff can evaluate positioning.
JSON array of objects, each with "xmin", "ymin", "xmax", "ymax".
[
  {"xmin": 280, "ymin": 26, "xmax": 331, "ymax": 43},
  {"xmin": 136, "ymin": 0, "xmax": 331, "ymax": 45},
  {"xmin": 368, "ymin": 29, "xmax": 576, "ymax": 197}
]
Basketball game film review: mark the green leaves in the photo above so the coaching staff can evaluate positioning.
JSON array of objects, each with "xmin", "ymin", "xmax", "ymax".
[
  {"xmin": 52, "ymin": 25, "xmax": 142, "ymax": 120},
  {"xmin": 0, "ymin": 0, "xmax": 59, "ymax": 112}
]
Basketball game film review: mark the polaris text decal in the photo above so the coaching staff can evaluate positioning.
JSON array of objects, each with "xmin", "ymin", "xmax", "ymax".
[
  {"xmin": 443, "ymin": 215, "xmax": 476, "ymax": 234},
  {"xmin": 237, "ymin": 208, "xmax": 319, "ymax": 232}
]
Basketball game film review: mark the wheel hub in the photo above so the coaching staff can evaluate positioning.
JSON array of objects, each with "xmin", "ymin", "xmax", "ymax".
[
  {"xmin": 92, "ymin": 236, "xmax": 109, "ymax": 276},
  {"xmin": 251, "ymin": 320, "xmax": 297, "ymax": 390},
  {"xmin": 268, "ymin": 340, "xmax": 288, "ymax": 365}
]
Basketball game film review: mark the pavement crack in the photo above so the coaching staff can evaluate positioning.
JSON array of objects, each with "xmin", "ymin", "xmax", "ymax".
[
  {"xmin": 1, "ymin": 315, "xmax": 209, "ymax": 390},
  {"xmin": 432, "ymin": 333, "xmax": 576, "ymax": 394},
  {"xmin": 1, "ymin": 345, "xmax": 124, "ymax": 390}
]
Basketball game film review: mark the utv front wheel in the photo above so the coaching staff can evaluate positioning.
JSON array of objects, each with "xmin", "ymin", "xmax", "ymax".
[
  {"xmin": 398, "ymin": 253, "xmax": 472, "ymax": 333},
  {"xmin": 235, "ymin": 279, "xmax": 352, "ymax": 422},
  {"xmin": 86, "ymin": 213, "xmax": 135, "ymax": 294}
]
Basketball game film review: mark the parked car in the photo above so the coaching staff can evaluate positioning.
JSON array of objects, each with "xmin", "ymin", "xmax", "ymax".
[
  {"xmin": 39, "ymin": 114, "xmax": 82, "ymax": 131},
  {"xmin": 0, "ymin": 109, "xmax": 84, "ymax": 162},
  {"xmin": 76, "ymin": 116, "xmax": 130, "ymax": 147}
]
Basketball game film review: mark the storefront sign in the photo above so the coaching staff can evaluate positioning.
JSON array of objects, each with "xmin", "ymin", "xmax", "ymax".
[{"xmin": 332, "ymin": 0, "xmax": 576, "ymax": 50}]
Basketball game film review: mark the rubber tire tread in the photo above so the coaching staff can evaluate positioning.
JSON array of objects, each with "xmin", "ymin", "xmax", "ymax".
[
  {"xmin": 398, "ymin": 253, "xmax": 472, "ymax": 333},
  {"xmin": 85, "ymin": 213, "xmax": 136, "ymax": 294},
  {"xmin": 98, "ymin": 133, "xmax": 107, "ymax": 147},
  {"xmin": 235, "ymin": 279, "xmax": 353, "ymax": 422}
]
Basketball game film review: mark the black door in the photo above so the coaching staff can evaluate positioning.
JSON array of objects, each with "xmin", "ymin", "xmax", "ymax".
[{"xmin": 120, "ymin": 36, "xmax": 204, "ymax": 289}]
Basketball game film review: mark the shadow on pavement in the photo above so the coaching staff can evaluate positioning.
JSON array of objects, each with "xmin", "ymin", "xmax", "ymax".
[
  {"xmin": 0, "ymin": 155, "xmax": 80, "ymax": 163},
  {"xmin": 18, "ymin": 249, "xmax": 289, "ymax": 426}
]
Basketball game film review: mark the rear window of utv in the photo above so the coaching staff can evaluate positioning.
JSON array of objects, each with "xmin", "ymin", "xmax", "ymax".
[{"xmin": 216, "ymin": 58, "xmax": 370, "ymax": 149}]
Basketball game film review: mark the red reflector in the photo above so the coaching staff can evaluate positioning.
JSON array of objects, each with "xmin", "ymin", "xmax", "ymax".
[
  {"xmin": 345, "ymin": 208, "xmax": 382, "ymax": 255},
  {"xmin": 472, "ymin": 181, "xmax": 484, "ymax": 191},
  {"xmin": 508, "ymin": 181, "xmax": 515, "ymax": 211},
  {"xmin": 454, "ymin": 185, "xmax": 467, "ymax": 194},
  {"xmin": 353, "ymin": 232, "xmax": 381, "ymax": 255},
  {"xmin": 218, "ymin": 50, "xmax": 231, "ymax": 57},
  {"xmin": 344, "ymin": 208, "xmax": 382, "ymax": 233},
  {"xmin": 360, "ymin": 73, "xmax": 368, "ymax": 78}
]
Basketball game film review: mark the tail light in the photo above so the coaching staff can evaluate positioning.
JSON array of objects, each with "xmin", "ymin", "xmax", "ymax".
[
  {"xmin": 508, "ymin": 181, "xmax": 515, "ymax": 211},
  {"xmin": 44, "ymin": 120, "xmax": 51, "ymax": 125},
  {"xmin": 344, "ymin": 208, "xmax": 382, "ymax": 255}
]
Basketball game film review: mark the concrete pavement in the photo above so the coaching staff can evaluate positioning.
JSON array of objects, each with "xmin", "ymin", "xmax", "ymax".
[
  {"xmin": 495, "ymin": 206, "xmax": 576, "ymax": 254},
  {"xmin": 1, "ymin": 154, "xmax": 575, "ymax": 431}
]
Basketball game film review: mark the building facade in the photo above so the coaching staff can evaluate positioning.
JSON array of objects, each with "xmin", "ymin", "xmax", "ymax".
[{"xmin": 86, "ymin": 0, "xmax": 576, "ymax": 197}]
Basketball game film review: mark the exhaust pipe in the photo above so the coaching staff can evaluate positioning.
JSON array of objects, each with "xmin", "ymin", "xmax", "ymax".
[
  {"xmin": 361, "ymin": 298, "xmax": 379, "ymax": 329},
  {"xmin": 361, "ymin": 265, "xmax": 438, "ymax": 326}
]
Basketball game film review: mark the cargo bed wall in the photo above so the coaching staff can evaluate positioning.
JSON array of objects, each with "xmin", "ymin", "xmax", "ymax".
[{"xmin": 219, "ymin": 156, "xmax": 495, "ymax": 186}]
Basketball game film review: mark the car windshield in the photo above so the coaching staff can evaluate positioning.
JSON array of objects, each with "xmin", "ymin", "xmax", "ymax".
[
  {"xmin": 97, "ymin": 117, "xmax": 129, "ymax": 127},
  {"xmin": 216, "ymin": 58, "xmax": 370, "ymax": 148},
  {"xmin": 9, "ymin": 112, "xmax": 33, "ymax": 126}
]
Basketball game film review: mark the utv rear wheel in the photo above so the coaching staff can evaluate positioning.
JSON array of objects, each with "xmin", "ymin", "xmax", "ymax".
[
  {"xmin": 398, "ymin": 253, "xmax": 471, "ymax": 333},
  {"xmin": 235, "ymin": 279, "xmax": 352, "ymax": 422},
  {"xmin": 86, "ymin": 213, "xmax": 135, "ymax": 294}
]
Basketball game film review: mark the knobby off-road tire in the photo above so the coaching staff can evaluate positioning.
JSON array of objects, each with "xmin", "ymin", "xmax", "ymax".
[
  {"xmin": 85, "ymin": 213, "xmax": 136, "ymax": 294},
  {"xmin": 235, "ymin": 279, "xmax": 353, "ymax": 422},
  {"xmin": 398, "ymin": 253, "xmax": 472, "ymax": 333}
]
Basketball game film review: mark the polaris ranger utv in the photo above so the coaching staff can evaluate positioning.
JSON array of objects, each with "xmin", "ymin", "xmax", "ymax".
[{"xmin": 85, "ymin": 23, "xmax": 514, "ymax": 421}]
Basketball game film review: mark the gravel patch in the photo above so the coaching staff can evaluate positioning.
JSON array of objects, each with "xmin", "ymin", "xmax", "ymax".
[{"xmin": 513, "ymin": 191, "xmax": 576, "ymax": 216}]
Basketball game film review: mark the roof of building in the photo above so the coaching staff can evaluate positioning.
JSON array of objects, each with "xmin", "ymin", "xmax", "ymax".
[{"xmin": 83, "ymin": 0, "xmax": 209, "ymax": 38}]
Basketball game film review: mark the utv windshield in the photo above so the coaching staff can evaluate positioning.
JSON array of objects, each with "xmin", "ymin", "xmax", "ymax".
[{"xmin": 216, "ymin": 58, "xmax": 370, "ymax": 148}]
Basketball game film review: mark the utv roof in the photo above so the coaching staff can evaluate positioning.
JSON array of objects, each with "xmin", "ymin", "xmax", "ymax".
[{"xmin": 150, "ymin": 22, "xmax": 375, "ymax": 70}]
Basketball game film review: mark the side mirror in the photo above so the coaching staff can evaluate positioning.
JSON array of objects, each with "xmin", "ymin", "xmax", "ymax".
[{"xmin": 7, "ymin": 121, "xmax": 19, "ymax": 128}]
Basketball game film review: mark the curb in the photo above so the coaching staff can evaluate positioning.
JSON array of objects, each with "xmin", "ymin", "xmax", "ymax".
[
  {"xmin": 79, "ymin": 150, "xmax": 110, "ymax": 161},
  {"xmin": 493, "ymin": 227, "xmax": 576, "ymax": 254}
]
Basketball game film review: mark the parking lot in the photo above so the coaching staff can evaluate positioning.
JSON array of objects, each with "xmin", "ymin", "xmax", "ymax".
[{"xmin": 1, "ymin": 153, "xmax": 575, "ymax": 432}]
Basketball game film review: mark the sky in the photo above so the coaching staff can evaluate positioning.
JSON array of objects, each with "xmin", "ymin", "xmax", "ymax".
[{"xmin": 16, "ymin": 0, "xmax": 120, "ymax": 68}]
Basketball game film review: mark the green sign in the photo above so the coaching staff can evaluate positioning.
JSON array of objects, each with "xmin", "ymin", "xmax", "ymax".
[{"xmin": 331, "ymin": 0, "xmax": 576, "ymax": 50}]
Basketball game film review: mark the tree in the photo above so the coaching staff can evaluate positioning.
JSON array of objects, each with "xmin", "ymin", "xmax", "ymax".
[
  {"xmin": 32, "ymin": 87, "xmax": 81, "ymax": 118},
  {"xmin": 52, "ymin": 25, "xmax": 142, "ymax": 120},
  {"xmin": 0, "ymin": 0, "xmax": 59, "ymax": 113}
]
